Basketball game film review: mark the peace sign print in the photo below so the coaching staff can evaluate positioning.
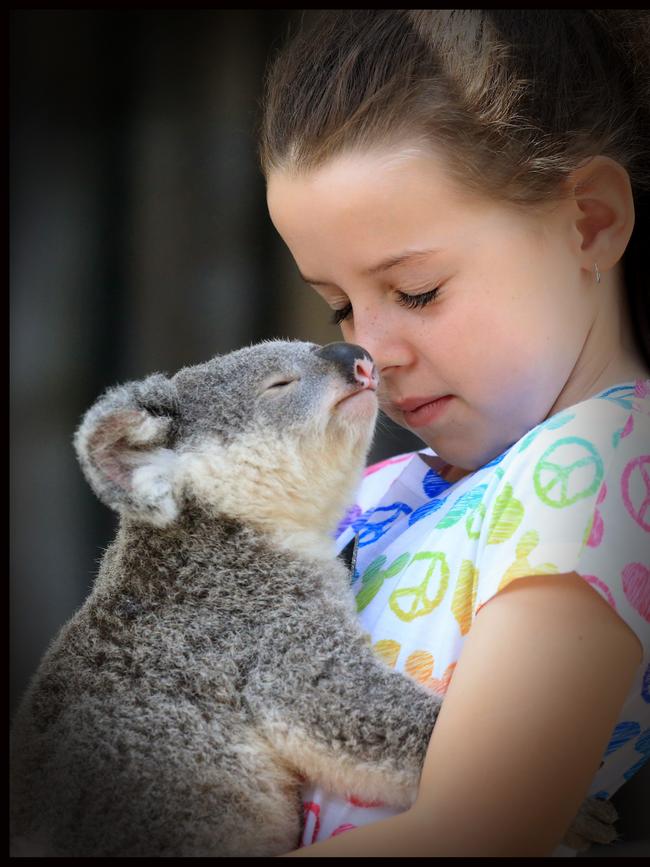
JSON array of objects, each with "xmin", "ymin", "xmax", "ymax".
[
  {"xmin": 622, "ymin": 562, "xmax": 650, "ymax": 622},
  {"xmin": 422, "ymin": 468, "xmax": 452, "ymax": 498},
  {"xmin": 435, "ymin": 484, "xmax": 487, "ymax": 529},
  {"xmin": 599, "ymin": 383, "xmax": 637, "ymax": 410},
  {"xmin": 408, "ymin": 496, "xmax": 446, "ymax": 527},
  {"xmin": 336, "ymin": 504, "xmax": 362, "ymax": 536},
  {"xmin": 517, "ymin": 411, "xmax": 574, "ymax": 454},
  {"xmin": 302, "ymin": 801, "xmax": 321, "ymax": 846},
  {"xmin": 404, "ymin": 651, "xmax": 457, "ymax": 696},
  {"xmin": 533, "ymin": 437, "xmax": 604, "ymax": 508},
  {"xmin": 389, "ymin": 551, "xmax": 450, "ymax": 622},
  {"xmin": 604, "ymin": 720, "xmax": 640, "ymax": 757},
  {"xmin": 624, "ymin": 729, "xmax": 650, "ymax": 783},
  {"xmin": 355, "ymin": 552, "xmax": 410, "ymax": 612},
  {"xmin": 355, "ymin": 502, "xmax": 412, "ymax": 546},
  {"xmin": 621, "ymin": 455, "xmax": 650, "ymax": 531}
]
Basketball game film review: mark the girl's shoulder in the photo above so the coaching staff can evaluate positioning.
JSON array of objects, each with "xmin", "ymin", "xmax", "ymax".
[{"xmin": 491, "ymin": 378, "xmax": 645, "ymax": 480}]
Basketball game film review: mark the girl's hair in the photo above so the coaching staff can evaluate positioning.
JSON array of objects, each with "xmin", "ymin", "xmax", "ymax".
[{"xmin": 258, "ymin": 10, "xmax": 650, "ymax": 369}]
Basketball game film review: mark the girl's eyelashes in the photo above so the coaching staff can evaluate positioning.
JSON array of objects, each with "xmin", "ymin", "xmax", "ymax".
[
  {"xmin": 330, "ymin": 303, "xmax": 353, "ymax": 326},
  {"xmin": 396, "ymin": 286, "xmax": 441, "ymax": 310},
  {"xmin": 328, "ymin": 286, "xmax": 441, "ymax": 325}
]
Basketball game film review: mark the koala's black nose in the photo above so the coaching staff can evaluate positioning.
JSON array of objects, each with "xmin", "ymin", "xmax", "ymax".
[{"xmin": 313, "ymin": 342, "xmax": 376, "ymax": 385}]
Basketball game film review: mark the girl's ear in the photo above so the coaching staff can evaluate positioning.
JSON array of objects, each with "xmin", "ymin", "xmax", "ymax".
[
  {"xmin": 569, "ymin": 155, "xmax": 635, "ymax": 275},
  {"xmin": 74, "ymin": 374, "xmax": 183, "ymax": 527}
]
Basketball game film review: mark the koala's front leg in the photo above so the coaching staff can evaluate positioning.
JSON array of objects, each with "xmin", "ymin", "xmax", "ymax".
[{"xmin": 245, "ymin": 624, "xmax": 441, "ymax": 809}]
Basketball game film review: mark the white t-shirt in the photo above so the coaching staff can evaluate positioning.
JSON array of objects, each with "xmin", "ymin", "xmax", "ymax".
[{"xmin": 300, "ymin": 380, "xmax": 650, "ymax": 856}]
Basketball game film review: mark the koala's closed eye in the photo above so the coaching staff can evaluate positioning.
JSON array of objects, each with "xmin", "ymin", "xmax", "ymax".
[
  {"xmin": 138, "ymin": 402, "xmax": 169, "ymax": 418},
  {"xmin": 263, "ymin": 377, "xmax": 301, "ymax": 392}
]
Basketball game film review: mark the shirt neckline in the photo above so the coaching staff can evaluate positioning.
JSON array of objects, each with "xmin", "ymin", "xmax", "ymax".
[{"xmin": 415, "ymin": 380, "xmax": 641, "ymax": 484}]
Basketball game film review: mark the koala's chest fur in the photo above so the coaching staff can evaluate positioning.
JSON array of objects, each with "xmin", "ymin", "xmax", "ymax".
[{"xmin": 34, "ymin": 507, "xmax": 355, "ymax": 715}]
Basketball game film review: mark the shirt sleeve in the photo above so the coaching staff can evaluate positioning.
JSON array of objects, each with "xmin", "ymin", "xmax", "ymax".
[{"xmin": 473, "ymin": 385, "xmax": 650, "ymax": 661}]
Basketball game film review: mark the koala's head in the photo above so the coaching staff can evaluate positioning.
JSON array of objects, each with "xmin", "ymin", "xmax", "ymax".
[{"xmin": 74, "ymin": 340, "xmax": 379, "ymax": 558}]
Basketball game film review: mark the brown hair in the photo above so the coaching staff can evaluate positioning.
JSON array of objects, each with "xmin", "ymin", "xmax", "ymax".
[{"xmin": 258, "ymin": 10, "xmax": 650, "ymax": 369}]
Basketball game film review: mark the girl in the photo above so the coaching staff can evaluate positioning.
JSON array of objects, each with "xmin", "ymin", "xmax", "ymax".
[{"xmin": 259, "ymin": 10, "xmax": 650, "ymax": 856}]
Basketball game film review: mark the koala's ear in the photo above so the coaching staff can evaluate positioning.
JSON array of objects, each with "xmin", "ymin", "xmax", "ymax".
[{"xmin": 74, "ymin": 373, "xmax": 182, "ymax": 527}]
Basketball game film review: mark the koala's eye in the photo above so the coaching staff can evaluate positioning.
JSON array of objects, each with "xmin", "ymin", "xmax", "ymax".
[
  {"xmin": 264, "ymin": 378, "xmax": 300, "ymax": 392},
  {"xmin": 268, "ymin": 379, "xmax": 298, "ymax": 388}
]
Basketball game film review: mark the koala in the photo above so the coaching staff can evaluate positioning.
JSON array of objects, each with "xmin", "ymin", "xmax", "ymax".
[{"xmin": 10, "ymin": 339, "xmax": 618, "ymax": 857}]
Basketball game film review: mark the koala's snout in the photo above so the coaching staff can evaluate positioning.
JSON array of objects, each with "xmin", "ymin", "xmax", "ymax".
[{"xmin": 314, "ymin": 342, "xmax": 378, "ymax": 390}]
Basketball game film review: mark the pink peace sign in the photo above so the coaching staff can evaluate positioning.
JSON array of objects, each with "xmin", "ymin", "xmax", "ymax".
[{"xmin": 621, "ymin": 455, "xmax": 650, "ymax": 531}]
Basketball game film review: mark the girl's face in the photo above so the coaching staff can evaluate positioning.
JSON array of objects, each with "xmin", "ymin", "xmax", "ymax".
[{"xmin": 266, "ymin": 146, "xmax": 601, "ymax": 471}]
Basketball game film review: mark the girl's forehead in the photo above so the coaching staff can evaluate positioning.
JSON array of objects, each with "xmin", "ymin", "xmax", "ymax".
[
  {"xmin": 268, "ymin": 145, "xmax": 456, "ymax": 199},
  {"xmin": 266, "ymin": 146, "xmax": 515, "ymax": 270},
  {"xmin": 266, "ymin": 146, "xmax": 483, "ymax": 237}
]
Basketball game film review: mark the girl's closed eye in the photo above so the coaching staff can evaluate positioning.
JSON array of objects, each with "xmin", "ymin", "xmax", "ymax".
[{"xmin": 329, "ymin": 285, "xmax": 441, "ymax": 325}]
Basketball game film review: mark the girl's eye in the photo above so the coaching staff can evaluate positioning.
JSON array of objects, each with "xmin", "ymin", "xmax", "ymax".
[
  {"xmin": 328, "ymin": 287, "xmax": 441, "ymax": 326},
  {"xmin": 395, "ymin": 286, "xmax": 441, "ymax": 310},
  {"xmin": 330, "ymin": 303, "xmax": 352, "ymax": 326}
]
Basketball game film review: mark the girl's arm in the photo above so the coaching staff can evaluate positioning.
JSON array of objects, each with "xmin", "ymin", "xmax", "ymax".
[{"xmin": 280, "ymin": 571, "xmax": 642, "ymax": 857}]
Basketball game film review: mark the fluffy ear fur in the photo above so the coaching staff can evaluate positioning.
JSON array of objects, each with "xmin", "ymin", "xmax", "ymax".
[{"xmin": 74, "ymin": 374, "xmax": 182, "ymax": 527}]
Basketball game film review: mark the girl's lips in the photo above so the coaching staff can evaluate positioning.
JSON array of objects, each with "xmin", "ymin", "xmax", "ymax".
[
  {"xmin": 393, "ymin": 395, "xmax": 447, "ymax": 412},
  {"xmin": 398, "ymin": 395, "xmax": 454, "ymax": 427}
]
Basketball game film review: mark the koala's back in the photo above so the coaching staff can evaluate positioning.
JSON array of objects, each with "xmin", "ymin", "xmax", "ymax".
[
  {"xmin": 9, "ymin": 512, "xmax": 350, "ymax": 857},
  {"xmin": 11, "ymin": 678, "xmax": 302, "ymax": 856}
]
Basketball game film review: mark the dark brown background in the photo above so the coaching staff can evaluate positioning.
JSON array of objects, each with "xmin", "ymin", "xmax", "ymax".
[{"xmin": 10, "ymin": 10, "xmax": 422, "ymax": 717}]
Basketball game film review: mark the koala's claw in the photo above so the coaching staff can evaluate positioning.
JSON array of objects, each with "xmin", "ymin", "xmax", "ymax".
[{"xmin": 562, "ymin": 796, "xmax": 619, "ymax": 852}]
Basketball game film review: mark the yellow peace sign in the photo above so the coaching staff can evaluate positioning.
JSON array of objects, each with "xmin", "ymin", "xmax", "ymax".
[{"xmin": 389, "ymin": 551, "xmax": 450, "ymax": 622}]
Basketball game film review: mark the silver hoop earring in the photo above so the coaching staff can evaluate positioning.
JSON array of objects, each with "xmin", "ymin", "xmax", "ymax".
[{"xmin": 594, "ymin": 263, "xmax": 601, "ymax": 284}]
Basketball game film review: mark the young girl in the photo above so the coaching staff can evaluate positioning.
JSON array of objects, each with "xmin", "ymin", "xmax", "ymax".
[{"xmin": 258, "ymin": 10, "xmax": 650, "ymax": 856}]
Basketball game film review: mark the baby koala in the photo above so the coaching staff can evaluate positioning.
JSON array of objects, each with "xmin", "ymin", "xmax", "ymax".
[{"xmin": 10, "ymin": 339, "xmax": 617, "ymax": 857}]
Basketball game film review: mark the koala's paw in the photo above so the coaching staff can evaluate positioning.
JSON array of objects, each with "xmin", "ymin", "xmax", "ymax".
[{"xmin": 562, "ymin": 796, "xmax": 619, "ymax": 851}]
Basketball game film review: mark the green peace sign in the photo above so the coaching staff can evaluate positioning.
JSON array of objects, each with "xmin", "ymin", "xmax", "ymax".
[
  {"xmin": 533, "ymin": 436, "xmax": 604, "ymax": 508},
  {"xmin": 389, "ymin": 551, "xmax": 450, "ymax": 622}
]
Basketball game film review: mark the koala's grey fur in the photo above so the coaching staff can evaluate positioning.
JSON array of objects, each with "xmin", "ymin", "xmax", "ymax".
[{"xmin": 10, "ymin": 339, "xmax": 618, "ymax": 857}]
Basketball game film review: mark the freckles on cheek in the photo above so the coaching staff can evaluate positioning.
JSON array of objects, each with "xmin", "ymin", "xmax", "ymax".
[{"xmin": 344, "ymin": 311, "xmax": 383, "ymax": 351}]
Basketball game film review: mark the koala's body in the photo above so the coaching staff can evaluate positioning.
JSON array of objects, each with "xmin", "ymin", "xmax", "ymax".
[
  {"xmin": 10, "ymin": 339, "xmax": 618, "ymax": 857},
  {"xmin": 9, "ymin": 340, "xmax": 442, "ymax": 857}
]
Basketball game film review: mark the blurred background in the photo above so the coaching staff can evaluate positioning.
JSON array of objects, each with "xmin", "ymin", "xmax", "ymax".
[{"xmin": 10, "ymin": 10, "xmax": 424, "ymax": 719}]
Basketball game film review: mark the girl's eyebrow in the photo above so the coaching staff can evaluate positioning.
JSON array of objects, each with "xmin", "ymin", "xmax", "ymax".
[{"xmin": 299, "ymin": 247, "xmax": 442, "ymax": 286}]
